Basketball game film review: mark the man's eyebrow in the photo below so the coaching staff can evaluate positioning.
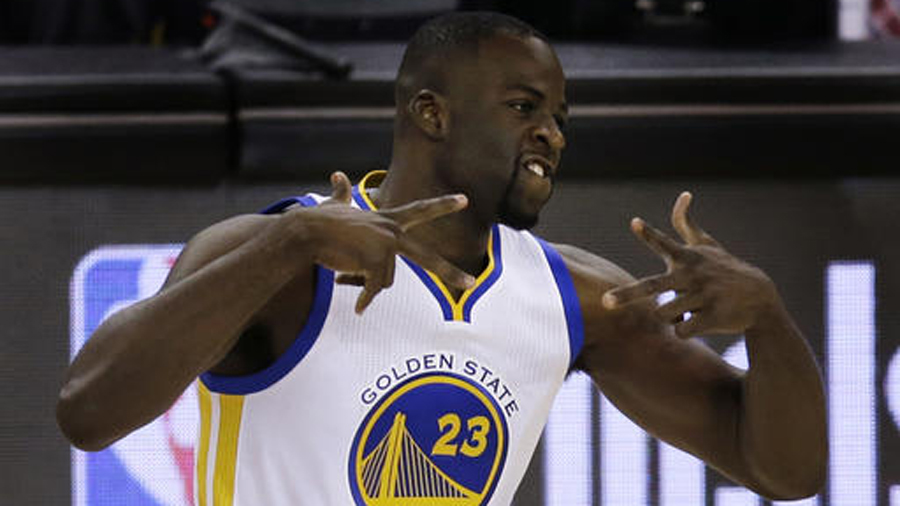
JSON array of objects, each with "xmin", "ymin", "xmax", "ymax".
[
  {"xmin": 506, "ymin": 83, "xmax": 545, "ymax": 98},
  {"xmin": 506, "ymin": 84, "xmax": 569, "ymax": 115}
]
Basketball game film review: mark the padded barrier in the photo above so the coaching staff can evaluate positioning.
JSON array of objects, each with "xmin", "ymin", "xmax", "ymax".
[
  {"xmin": 1, "ymin": 41, "xmax": 899, "ymax": 183},
  {"xmin": 0, "ymin": 47, "xmax": 230, "ymax": 183},
  {"xmin": 234, "ymin": 40, "xmax": 900, "ymax": 180}
]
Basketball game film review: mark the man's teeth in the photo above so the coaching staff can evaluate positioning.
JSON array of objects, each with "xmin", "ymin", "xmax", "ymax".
[{"xmin": 526, "ymin": 161, "xmax": 545, "ymax": 177}]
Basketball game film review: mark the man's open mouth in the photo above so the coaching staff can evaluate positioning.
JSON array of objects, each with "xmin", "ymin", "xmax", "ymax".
[{"xmin": 521, "ymin": 156, "xmax": 553, "ymax": 179}]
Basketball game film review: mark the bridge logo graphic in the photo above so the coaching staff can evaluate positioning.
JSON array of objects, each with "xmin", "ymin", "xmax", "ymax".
[{"xmin": 348, "ymin": 372, "xmax": 509, "ymax": 505}]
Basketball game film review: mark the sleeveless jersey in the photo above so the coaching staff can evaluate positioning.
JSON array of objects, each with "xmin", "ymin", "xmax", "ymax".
[{"xmin": 193, "ymin": 171, "xmax": 584, "ymax": 506}]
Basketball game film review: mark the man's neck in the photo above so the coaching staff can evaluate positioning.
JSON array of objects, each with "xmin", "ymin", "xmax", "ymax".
[{"xmin": 373, "ymin": 162, "xmax": 493, "ymax": 278}]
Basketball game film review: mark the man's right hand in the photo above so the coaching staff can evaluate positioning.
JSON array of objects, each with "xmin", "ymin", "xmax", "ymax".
[{"xmin": 290, "ymin": 171, "xmax": 475, "ymax": 313}]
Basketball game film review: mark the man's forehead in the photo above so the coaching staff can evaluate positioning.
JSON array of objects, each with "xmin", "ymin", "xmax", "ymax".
[
  {"xmin": 470, "ymin": 34, "xmax": 565, "ymax": 85},
  {"xmin": 477, "ymin": 33, "xmax": 560, "ymax": 66}
]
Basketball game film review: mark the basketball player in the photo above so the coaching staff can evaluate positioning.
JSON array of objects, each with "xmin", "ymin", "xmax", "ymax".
[{"xmin": 57, "ymin": 12, "xmax": 826, "ymax": 505}]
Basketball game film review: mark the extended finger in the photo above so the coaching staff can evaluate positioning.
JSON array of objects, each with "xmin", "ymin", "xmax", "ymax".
[
  {"xmin": 631, "ymin": 218, "xmax": 687, "ymax": 263},
  {"xmin": 603, "ymin": 273, "xmax": 678, "ymax": 309},
  {"xmin": 328, "ymin": 171, "xmax": 353, "ymax": 204},
  {"xmin": 671, "ymin": 192, "xmax": 720, "ymax": 247},
  {"xmin": 655, "ymin": 292, "xmax": 701, "ymax": 323},
  {"xmin": 397, "ymin": 235, "xmax": 475, "ymax": 290},
  {"xmin": 355, "ymin": 276, "xmax": 384, "ymax": 314},
  {"xmin": 382, "ymin": 255, "xmax": 396, "ymax": 289},
  {"xmin": 382, "ymin": 194, "xmax": 468, "ymax": 232}
]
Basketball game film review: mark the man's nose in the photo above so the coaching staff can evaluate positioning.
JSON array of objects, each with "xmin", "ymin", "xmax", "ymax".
[{"xmin": 532, "ymin": 120, "xmax": 566, "ymax": 152}]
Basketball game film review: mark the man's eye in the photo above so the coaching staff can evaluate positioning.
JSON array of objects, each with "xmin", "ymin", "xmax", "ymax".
[{"xmin": 510, "ymin": 101, "xmax": 534, "ymax": 113}]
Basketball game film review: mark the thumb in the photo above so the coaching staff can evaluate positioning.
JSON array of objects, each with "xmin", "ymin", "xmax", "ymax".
[{"xmin": 329, "ymin": 171, "xmax": 352, "ymax": 204}]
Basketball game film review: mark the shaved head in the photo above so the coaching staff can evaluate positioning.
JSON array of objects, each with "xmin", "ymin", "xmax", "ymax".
[{"xmin": 395, "ymin": 12, "xmax": 547, "ymax": 108}]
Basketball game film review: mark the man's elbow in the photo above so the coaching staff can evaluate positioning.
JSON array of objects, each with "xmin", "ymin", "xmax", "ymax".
[
  {"xmin": 755, "ymin": 450, "xmax": 828, "ymax": 501},
  {"xmin": 785, "ymin": 461, "xmax": 827, "ymax": 500},
  {"xmin": 56, "ymin": 384, "xmax": 116, "ymax": 452},
  {"xmin": 766, "ymin": 477, "xmax": 825, "ymax": 502},
  {"xmin": 764, "ymin": 477, "xmax": 825, "ymax": 502}
]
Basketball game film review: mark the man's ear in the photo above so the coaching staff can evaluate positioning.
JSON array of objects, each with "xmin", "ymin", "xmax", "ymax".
[{"xmin": 407, "ymin": 90, "xmax": 448, "ymax": 140}]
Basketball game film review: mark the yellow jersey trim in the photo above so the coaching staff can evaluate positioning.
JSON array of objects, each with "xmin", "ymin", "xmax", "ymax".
[
  {"xmin": 353, "ymin": 170, "xmax": 501, "ymax": 323},
  {"xmin": 213, "ymin": 393, "xmax": 244, "ymax": 506}
]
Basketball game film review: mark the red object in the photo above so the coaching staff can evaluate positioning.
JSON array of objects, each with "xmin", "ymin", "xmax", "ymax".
[
  {"xmin": 872, "ymin": 0, "xmax": 900, "ymax": 36},
  {"xmin": 163, "ymin": 402, "xmax": 195, "ymax": 505},
  {"xmin": 202, "ymin": 12, "xmax": 218, "ymax": 30}
]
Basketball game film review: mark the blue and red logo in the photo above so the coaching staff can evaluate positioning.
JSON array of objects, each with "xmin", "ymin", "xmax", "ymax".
[{"xmin": 70, "ymin": 245, "xmax": 199, "ymax": 506}]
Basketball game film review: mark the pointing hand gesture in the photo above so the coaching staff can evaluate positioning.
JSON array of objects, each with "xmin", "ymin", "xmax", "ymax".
[
  {"xmin": 602, "ymin": 192, "xmax": 779, "ymax": 338},
  {"xmin": 297, "ymin": 171, "xmax": 475, "ymax": 314}
]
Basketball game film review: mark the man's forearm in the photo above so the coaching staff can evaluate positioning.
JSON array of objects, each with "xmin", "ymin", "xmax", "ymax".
[{"xmin": 740, "ymin": 301, "xmax": 827, "ymax": 499}]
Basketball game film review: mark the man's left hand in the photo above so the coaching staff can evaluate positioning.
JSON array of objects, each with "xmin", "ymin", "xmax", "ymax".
[{"xmin": 602, "ymin": 192, "xmax": 780, "ymax": 339}]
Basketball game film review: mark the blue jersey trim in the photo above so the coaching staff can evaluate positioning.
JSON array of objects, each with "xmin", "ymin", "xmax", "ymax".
[
  {"xmin": 401, "ymin": 258, "xmax": 456, "ymax": 320},
  {"xmin": 200, "ymin": 194, "xmax": 333, "ymax": 395},
  {"xmin": 351, "ymin": 187, "xmax": 370, "ymax": 210},
  {"xmin": 400, "ymin": 225, "xmax": 502, "ymax": 323},
  {"xmin": 536, "ymin": 238, "xmax": 585, "ymax": 367},
  {"xmin": 259, "ymin": 194, "xmax": 318, "ymax": 214},
  {"xmin": 352, "ymin": 177, "xmax": 503, "ymax": 324},
  {"xmin": 200, "ymin": 267, "xmax": 333, "ymax": 395},
  {"xmin": 461, "ymin": 225, "xmax": 503, "ymax": 322},
  {"xmin": 354, "ymin": 181, "xmax": 457, "ymax": 318}
]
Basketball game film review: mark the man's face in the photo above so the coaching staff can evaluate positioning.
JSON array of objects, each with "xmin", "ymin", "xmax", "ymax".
[{"xmin": 440, "ymin": 34, "xmax": 568, "ymax": 230}]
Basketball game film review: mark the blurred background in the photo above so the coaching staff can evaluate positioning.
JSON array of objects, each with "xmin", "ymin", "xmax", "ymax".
[{"xmin": 1, "ymin": 0, "xmax": 899, "ymax": 505}]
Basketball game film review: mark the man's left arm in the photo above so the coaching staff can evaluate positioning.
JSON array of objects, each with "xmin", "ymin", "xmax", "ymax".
[{"xmin": 560, "ymin": 192, "xmax": 827, "ymax": 500}]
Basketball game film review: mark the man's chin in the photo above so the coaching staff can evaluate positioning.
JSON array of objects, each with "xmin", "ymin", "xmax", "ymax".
[{"xmin": 497, "ymin": 167, "xmax": 551, "ymax": 230}]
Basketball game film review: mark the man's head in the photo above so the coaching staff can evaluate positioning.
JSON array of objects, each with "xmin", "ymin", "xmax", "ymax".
[
  {"xmin": 395, "ymin": 12, "xmax": 548, "ymax": 110},
  {"xmin": 393, "ymin": 12, "xmax": 568, "ymax": 230}
]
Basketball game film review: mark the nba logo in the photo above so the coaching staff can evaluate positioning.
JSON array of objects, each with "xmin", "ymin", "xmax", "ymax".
[{"xmin": 70, "ymin": 245, "xmax": 198, "ymax": 506}]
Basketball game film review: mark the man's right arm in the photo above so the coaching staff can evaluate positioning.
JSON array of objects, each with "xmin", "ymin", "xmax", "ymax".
[
  {"xmin": 56, "ymin": 209, "xmax": 319, "ymax": 451},
  {"xmin": 56, "ymin": 172, "xmax": 474, "ymax": 451}
]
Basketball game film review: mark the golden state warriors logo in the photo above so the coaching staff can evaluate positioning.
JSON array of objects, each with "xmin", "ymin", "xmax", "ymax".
[{"xmin": 348, "ymin": 371, "xmax": 509, "ymax": 505}]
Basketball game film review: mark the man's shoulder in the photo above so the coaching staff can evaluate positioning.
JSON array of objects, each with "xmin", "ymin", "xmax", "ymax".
[
  {"xmin": 496, "ymin": 227, "xmax": 634, "ymax": 290},
  {"xmin": 191, "ymin": 213, "xmax": 275, "ymax": 248},
  {"xmin": 543, "ymin": 241, "xmax": 635, "ymax": 290},
  {"xmin": 189, "ymin": 188, "xmax": 330, "ymax": 256}
]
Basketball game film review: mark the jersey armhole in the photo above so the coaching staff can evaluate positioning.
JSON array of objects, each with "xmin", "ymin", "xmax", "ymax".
[
  {"xmin": 200, "ymin": 194, "xmax": 334, "ymax": 395},
  {"xmin": 534, "ymin": 237, "xmax": 585, "ymax": 368}
]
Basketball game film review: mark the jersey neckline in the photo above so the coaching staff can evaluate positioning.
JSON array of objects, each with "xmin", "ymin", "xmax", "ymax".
[{"xmin": 351, "ymin": 170, "xmax": 503, "ymax": 323}]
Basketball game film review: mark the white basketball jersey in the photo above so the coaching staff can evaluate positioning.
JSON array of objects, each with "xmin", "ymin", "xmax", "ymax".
[{"xmin": 193, "ymin": 171, "xmax": 584, "ymax": 506}]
